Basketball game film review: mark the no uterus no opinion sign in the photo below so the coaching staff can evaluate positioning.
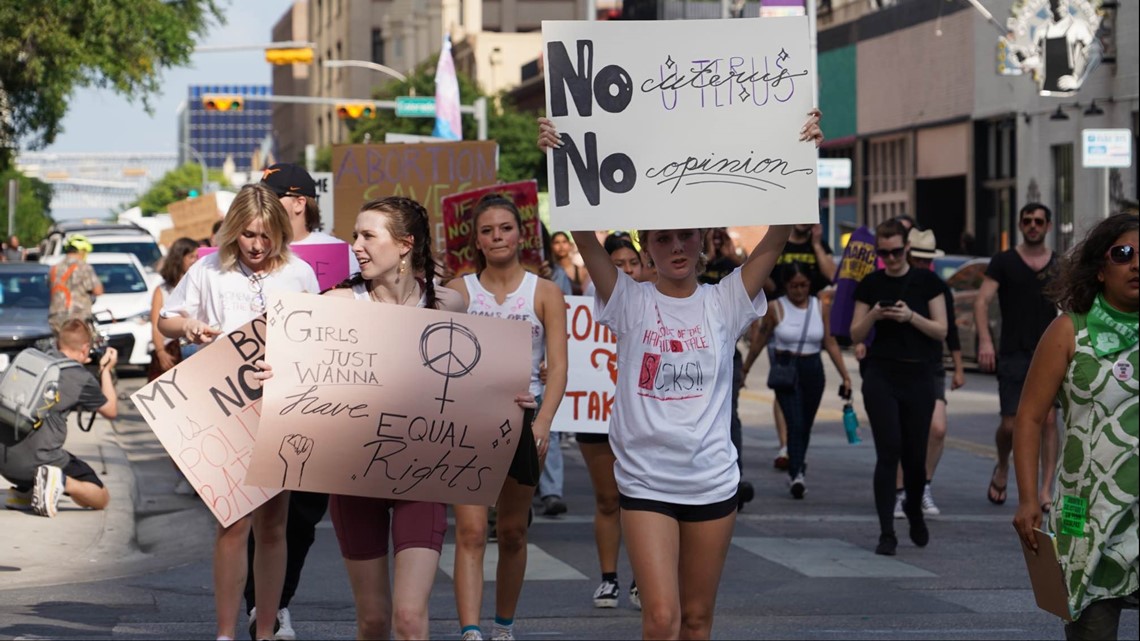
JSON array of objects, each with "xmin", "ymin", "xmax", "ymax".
[{"xmin": 542, "ymin": 17, "xmax": 820, "ymax": 231}]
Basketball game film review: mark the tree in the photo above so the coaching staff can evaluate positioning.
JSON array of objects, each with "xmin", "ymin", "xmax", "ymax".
[
  {"xmin": 132, "ymin": 163, "xmax": 227, "ymax": 215},
  {"xmin": 0, "ymin": 0, "xmax": 225, "ymax": 167},
  {"xmin": 1, "ymin": 169, "xmax": 54, "ymax": 245},
  {"xmin": 344, "ymin": 57, "xmax": 546, "ymax": 186}
]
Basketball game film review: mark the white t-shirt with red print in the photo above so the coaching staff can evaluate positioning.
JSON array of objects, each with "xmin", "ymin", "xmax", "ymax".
[{"xmin": 596, "ymin": 269, "xmax": 766, "ymax": 505}]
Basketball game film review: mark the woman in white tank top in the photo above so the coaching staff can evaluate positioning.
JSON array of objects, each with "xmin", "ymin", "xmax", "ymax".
[
  {"xmin": 744, "ymin": 262, "xmax": 852, "ymax": 499},
  {"xmin": 444, "ymin": 194, "xmax": 568, "ymax": 641}
]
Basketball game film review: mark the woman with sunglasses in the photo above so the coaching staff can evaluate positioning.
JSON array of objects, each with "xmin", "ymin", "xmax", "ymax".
[
  {"xmin": 850, "ymin": 218, "xmax": 947, "ymax": 556},
  {"xmin": 1013, "ymin": 213, "xmax": 1138, "ymax": 639},
  {"xmin": 539, "ymin": 109, "xmax": 822, "ymax": 640},
  {"xmin": 158, "ymin": 184, "xmax": 319, "ymax": 641},
  {"xmin": 446, "ymin": 194, "xmax": 568, "ymax": 641}
]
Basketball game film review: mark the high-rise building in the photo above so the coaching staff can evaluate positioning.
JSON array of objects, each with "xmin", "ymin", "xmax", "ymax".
[
  {"xmin": 272, "ymin": 1, "xmax": 312, "ymax": 167},
  {"xmin": 179, "ymin": 85, "xmax": 273, "ymax": 173}
]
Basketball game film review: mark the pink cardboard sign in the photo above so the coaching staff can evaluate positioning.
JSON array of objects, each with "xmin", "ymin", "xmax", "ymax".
[
  {"xmin": 245, "ymin": 292, "xmax": 533, "ymax": 506},
  {"xmin": 441, "ymin": 180, "xmax": 543, "ymax": 277},
  {"xmin": 130, "ymin": 318, "xmax": 278, "ymax": 527},
  {"xmin": 552, "ymin": 296, "xmax": 617, "ymax": 434},
  {"xmin": 198, "ymin": 243, "xmax": 351, "ymax": 291}
]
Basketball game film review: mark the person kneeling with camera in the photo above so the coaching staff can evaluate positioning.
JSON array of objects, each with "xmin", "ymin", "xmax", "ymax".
[{"xmin": 1, "ymin": 318, "xmax": 118, "ymax": 517}]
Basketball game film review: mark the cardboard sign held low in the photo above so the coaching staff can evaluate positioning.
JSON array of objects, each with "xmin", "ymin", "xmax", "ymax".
[
  {"xmin": 442, "ymin": 180, "xmax": 543, "ymax": 278},
  {"xmin": 245, "ymin": 292, "xmax": 532, "ymax": 506},
  {"xmin": 552, "ymin": 296, "xmax": 616, "ymax": 434},
  {"xmin": 130, "ymin": 318, "xmax": 279, "ymax": 527}
]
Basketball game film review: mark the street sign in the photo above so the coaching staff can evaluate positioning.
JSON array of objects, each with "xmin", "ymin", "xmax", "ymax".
[
  {"xmin": 1082, "ymin": 129, "xmax": 1132, "ymax": 168},
  {"xmin": 396, "ymin": 96, "xmax": 437, "ymax": 118},
  {"xmin": 817, "ymin": 158, "xmax": 852, "ymax": 189}
]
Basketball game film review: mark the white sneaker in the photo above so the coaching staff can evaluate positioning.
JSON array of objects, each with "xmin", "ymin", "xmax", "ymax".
[
  {"xmin": 32, "ymin": 465, "xmax": 64, "ymax": 518},
  {"xmin": 461, "ymin": 631, "xmax": 484, "ymax": 641},
  {"xmin": 273, "ymin": 608, "xmax": 295, "ymax": 640},
  {"xmin": 921, "ymin": 484, "xmax": 941, "ymax": 516},
  {"xmin": 490, "ymin": 625, "xmax": 515, "ymax": 641},
  {"xmin": 629, "ymin": 582, "xmax": 641, "ymax": 610},
  {"xmin": 790, "ymin": 473, "xmax": 806, "ymax": 499},
  {"xmin": 893, "ymin": 491, "xmax": 905, "ymax": 519},
  {"xmin": 593, "ymin": 579, "xmax": 620, "ymax": 608}
]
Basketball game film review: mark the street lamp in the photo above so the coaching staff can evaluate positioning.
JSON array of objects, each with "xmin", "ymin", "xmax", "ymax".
[
  {"xmin": 180, "ymin": 144, "xmax": 209, "ymax": 197},
  {"xmin": 323, "ymin": 59, "xmax": 408, "ymax": 84}
]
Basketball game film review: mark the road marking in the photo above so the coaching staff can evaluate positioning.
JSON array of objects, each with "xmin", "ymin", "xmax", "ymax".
[
  {"xmin": 437, "ymin": 543, "xmax": 588, "ymax": 581},
  {"xmin": 732, "ymin": 537, "xmax": 936, "ymax": 578}
]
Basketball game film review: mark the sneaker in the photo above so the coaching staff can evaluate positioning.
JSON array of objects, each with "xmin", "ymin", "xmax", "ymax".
[
  {"xmin": 893, "ymin": 490, "xmax": 905, "ymax": 519},
  {"xmin": 541, "ymin": 495, "xmax": 568, "ymax": 516},
  {"xmin": 629, "ymin": 581, "xmax": 641, "ymax": 610},
  {"xmin": 5, "ymin": 488, "xmax": 32, "ymax": 511},
  {"xmin": 593, "ymin": 578, "xmax": 619, "ymax": 608},
  {"xmin": 773, "ymin": 447, "xmax": 789, "ymax": 470},
  {"xmin": 274, "ymin": 608, "xmax": 296, "ymax": 641},
  {"xmin": 246, "ymin": 607, "xmax": 280, "ymax": 640},
  {"xmin": 790, "ymin": 474, "xmax": 806, "ymax": 500},
  {"xmin": 875, "ymin": 533, "xmax": 898, "ymax": 556},
  {"xmin": 173, "ymin": 477, "xmax": 196, "ymax": 496},
  {"xmin": 31, "ymin": 465, "xmax": 63, "ymax": 518},
  {"xmin": 490, "ymin": 625, "xmax": 515, "ymax": 641},
  {"xmin": 461, "ymin": 631, "xmax": 484, "ymax": 641},
  {"xmin": 921, "ymin": 484, "xmax": 940, "ymax": 516}
]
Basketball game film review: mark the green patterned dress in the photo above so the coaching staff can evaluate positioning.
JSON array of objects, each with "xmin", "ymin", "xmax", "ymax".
[{"xmin": 1051, "ymin": 312, "xmax": 1139, "ymax": 619}]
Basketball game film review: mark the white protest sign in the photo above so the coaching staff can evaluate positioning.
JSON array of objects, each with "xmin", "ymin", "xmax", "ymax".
[
  {"xmin": 542, "ymin": 18, "xmax": 818, "ymax": 231},
  {"xmin": 312, "ymin": 172, "xmax": 336, "ymax": 235},
  {"xmin": 552, "ymin": 296, "xmax": 617, "ymax": 434}
]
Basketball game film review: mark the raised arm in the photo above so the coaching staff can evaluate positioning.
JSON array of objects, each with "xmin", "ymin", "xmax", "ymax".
[{"xmin": 741, "ymin": 225, "xmax": 793, "ymax": 300}]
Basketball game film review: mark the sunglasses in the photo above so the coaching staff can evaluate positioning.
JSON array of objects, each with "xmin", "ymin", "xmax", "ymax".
[
  {"xmin": 876, "ymin": 247, "xmax": 906, "ymax": 259},
  {"xmin": 1020, "ymin": 217, "xmax": 1048, "ymax": 228},
  {"xmin": 1106, "ymin": 244, "xmax": 1137, "ymax": 265}
]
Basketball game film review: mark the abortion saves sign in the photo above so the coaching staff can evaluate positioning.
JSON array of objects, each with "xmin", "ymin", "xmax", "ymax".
[{"xmin": 542, "ymin": 18, "xmax": 818, "ymax": 230}]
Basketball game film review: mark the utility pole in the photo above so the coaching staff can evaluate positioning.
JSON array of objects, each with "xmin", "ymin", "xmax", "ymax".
[{"xmin": 7, "ymin": 179, "xmax": 16, "ymax": 238}]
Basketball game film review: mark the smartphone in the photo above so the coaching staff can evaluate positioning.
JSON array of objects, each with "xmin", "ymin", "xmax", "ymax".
[{"xmin": 878, "ymin": 299, "xmax": 897, "ymax": 308}]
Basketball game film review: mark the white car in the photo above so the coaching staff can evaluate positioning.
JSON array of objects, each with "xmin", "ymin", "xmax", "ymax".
[
  {"xmin": 39, "ymin": 223, "xmax": 165, "ymax": 272},
  {"xmin": 86, "ymin": 253, "xmax": 157, "ymax": 368}
]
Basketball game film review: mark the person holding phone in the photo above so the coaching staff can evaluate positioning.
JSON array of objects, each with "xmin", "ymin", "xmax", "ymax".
[
  {"xmin": 850, "ymin": 219, "xmax": 947, "ymax": 556},
  {"xmin": 1013, "ymin": 213, "xmax": 1137, "ymax": 640}
]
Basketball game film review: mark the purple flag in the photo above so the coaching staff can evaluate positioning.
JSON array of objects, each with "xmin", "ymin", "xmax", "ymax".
[
  {"xmin": 829, "ymin": 226, "xmax": 877, "ymax": 341},
  {"xmin": 432, "ymin": 35, "xmax": 462, "ymax": 141}
]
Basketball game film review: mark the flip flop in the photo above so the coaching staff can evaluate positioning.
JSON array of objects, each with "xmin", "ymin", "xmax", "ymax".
[{"xmin": 987, "ymin": 465, "xmax": 1007, "ymax": 505}]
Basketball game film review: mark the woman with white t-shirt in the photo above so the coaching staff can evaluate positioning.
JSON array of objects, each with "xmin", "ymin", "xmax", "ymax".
[
  {"xmin": 158, "ymin": 184, "xmax": 319, "ymax": 641},
  {"xmin": 538, "ymin": 112, "xmax": 821, "ymax": 640},
  {"xmin": 445, "ymin": 194, "xmax": 568, "ymax": 641}
]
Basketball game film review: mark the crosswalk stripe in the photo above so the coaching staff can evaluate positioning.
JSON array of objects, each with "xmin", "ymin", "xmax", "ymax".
[
  {"xmin": 437, "ymin": 544, "xmax": 588, "ymax": 581},
  {"xmin": 732, "ymin": 537, "xmax": 936, "ymax": 578}
]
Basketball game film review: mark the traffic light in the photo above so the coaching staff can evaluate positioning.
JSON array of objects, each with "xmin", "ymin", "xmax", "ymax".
[
  {"xmin": 336, "ymin": 104, "xmax": 376, "ymax": 119},
  {"xmin": 265, "ymin": 47, "xmax": 314, "ymax": 65},
  {"xmin": 202, "ymin": 95, "xmax": 244, "ymax": 111}
]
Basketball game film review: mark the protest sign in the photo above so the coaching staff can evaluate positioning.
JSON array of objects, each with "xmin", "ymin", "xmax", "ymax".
[
  {"xmin": 197, "ymin": 244, "xmax": 350, "ymax": 292},
  {"xmin": 245, "ymin": 292, "xmax": 532, "ymax": 506},
  {"xmin": 542, "ymin": 18, "xmax": 818, "ymax": 231},
  {"xmin": 828, "ymin": 226, "xmax": 875, "ymax": 341},
  {"xmin": 311, "ymin": 171, "xmax": 335, "ymax": 235},
  {"xmin": 552, "ymin": 296, "xmax": 616, "ymax": 434},
  {"xmin": 331, "ymin": 142, "xmax": 499, "ymax": 255},
  {"xmin": 130, "ymin": 318, "xmax": 278, "ymax": 527},
  {"xmin": 441, "ymin": 180, "xmax": 543, "ymax": 277},
  {"xmin": 163, "ymin": 194, "xmax": 221, "ymax": 246}
]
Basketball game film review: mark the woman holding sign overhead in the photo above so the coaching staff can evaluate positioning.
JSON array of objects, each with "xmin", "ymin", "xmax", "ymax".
[
  {"xmin": 445, "ymin": 193, "xmax": 568, "ymax": 641},
  {"xmin": 538, "ymin": 111, "xmax": 822, "ymax": 640},
  {"xmin": 158, "ymin": 184, "xmax": 319, "ymax": 641}
]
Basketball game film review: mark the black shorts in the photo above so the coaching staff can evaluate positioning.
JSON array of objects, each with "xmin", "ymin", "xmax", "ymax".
[
  {"xmin": 575, "ymin": 432, "xmax": 609, "ymax": 445},
  {"xmin": 619, "ymin": 493, "xmax": 738, "ymax": 523},
  {"xmin": 63, "ymin": 453, "xmax": 103, "ymax": 488},
  {"xmin": 508, "ymin": 407, "xmax": 541, "ymax": 487},
  {"xmin": 997, "ymin": 351, "xmax": 1033, "ymax": 416}
]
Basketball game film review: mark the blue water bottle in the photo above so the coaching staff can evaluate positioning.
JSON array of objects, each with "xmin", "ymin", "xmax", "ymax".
[{"xmin": 843, "ymin": 402, "xmax": 861, "ymax": 444}]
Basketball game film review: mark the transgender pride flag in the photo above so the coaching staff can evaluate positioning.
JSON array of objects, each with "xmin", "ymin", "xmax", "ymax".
[{"xmin": 432, "ymin": 35, "xmax": 462, "ymax": 140}]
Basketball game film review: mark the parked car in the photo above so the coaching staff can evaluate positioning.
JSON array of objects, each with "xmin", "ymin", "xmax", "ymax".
[
  {"xmin": 0, "ymin": 264, "xmax": 55, "ymax": 372},
  {"xmin": 934, "ymin": 255, "xmax": 1001, "ymax": 367},
  {"xmin": 86, "ymin": 253, "xmax": 156, "ymax": 368},
  {"xmin": 39, "ymin": 221, "xmax": 164, "ymax": 272}
]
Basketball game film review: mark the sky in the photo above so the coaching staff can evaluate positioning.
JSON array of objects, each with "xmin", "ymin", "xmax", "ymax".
[{"xmin": 40, "ymin": 0, "xmax": 296, "ymax": 155}]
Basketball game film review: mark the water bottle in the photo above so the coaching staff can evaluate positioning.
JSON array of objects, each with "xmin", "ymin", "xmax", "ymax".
[{"xmin": 843, "ymin": 402, "xmax": 861, "ymax": 444}]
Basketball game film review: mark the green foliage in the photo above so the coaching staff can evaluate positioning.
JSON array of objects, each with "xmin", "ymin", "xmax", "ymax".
[
  {"xmin": 0, "ymin": 169, "xmax": 54, "ymax": 245},
  {"xmin": 346, "ymin": 57, "xmax": 545, "ymax": 187},
  {"xmin": 0, "ymin": 0, "xmax": 225, "ymax": 162},
  {"xmin": 132, "ymin": 163, "xmax": 227, "ymax": 216}
]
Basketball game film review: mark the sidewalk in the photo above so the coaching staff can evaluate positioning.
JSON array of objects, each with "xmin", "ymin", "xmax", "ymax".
[{"xmin": 1, "ymin": 379, "xmax": 213, "ymax": 590}]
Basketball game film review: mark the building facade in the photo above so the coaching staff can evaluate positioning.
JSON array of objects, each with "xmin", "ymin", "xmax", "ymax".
[
  {"xmin": 272, "ymin": 1, "xmax": 312, "ymax": 167},
  {"xmin": 181, "ymin": 85, "xmax": 273, "ymax": 173}
]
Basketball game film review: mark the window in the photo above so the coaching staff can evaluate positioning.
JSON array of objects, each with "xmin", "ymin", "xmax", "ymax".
[
  {"xmin": 1052, "ymin": 143, "xmax": 1075, "ymax": 252},
  {"xmin": 372, "ymin": 29, "xmax": 385, "ymax": 65},
  {"xmin": 865, "ymin": 135, "xmax": 910, "ymax": 227}
]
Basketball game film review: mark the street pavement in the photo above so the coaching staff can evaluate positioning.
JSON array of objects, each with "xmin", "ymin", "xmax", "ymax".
[{"xmin": 2, "ymin": 353, "xmax": 1136, "ymax": 640}]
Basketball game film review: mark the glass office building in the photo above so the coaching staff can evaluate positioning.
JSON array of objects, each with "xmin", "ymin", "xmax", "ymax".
[{"xmin": 181, "ymin": 85, "xmax": 273, "ymax": 172}]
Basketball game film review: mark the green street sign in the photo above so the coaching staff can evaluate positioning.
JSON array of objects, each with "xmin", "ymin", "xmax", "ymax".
[{"xmin": 396, "ymin": 96, "xmax": 437, "ymax": 118}]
